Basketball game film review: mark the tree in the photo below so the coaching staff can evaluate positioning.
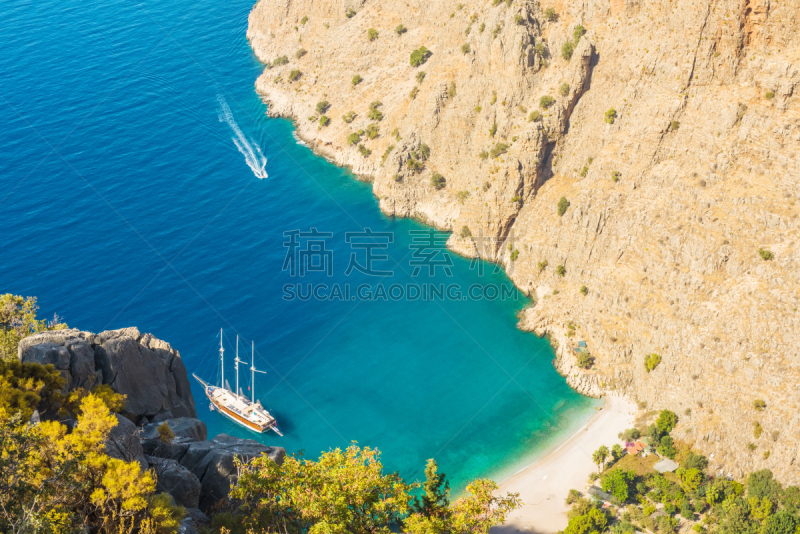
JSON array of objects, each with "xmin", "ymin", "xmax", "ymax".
[
  {"xmin": 747, "ymin": 469, "xmax": 782, "ymax": 501},
  {"xmin": 367, "ymin": 28, "xmax": 378, "ymax": 41},
  {"xmin": 762, "ymin": 510, "xmax": 797, "ymax": 534},
  {"xmin": 557, "ymin": 196, "xmax": 569, "ymax": 216},
  {"xmin": 657, "ymin": 436, "xmax": 677, "ymax": 459},
  {"xmin": 592, "ymin": 446, "xmax": 609, "ymax": 472},
  {"xmin": 611, "ymin": 444, "xmax": 624, "ymax": 461},
  {"xmin": 676, "ymin": 467, "xmax": 703, "ymax": 493},
  {"xmin": 564, "ymin": 507, "xmax": 607, "ymax": 534},
  {"xmin": 413, "ymin": 459, "xmax": 450, "ymax": 518},
  {"xmin": 601, "ymin": 469, "xmax": 634, "ymax": 502},
  {"xmin": 656, "ymin": 410, "xmax": 678, "ymax": 434},
  {"xmin": 316, "ymin": 101, "xmax": 330, "ymax": 114},
  {"xmin": 1, "ymin": 294, "xmax": 67, "ymax": 361},
  {"xmin": 644, "ymin": 353, "xmax": 661, "ymax": 372},
  {"xmin": 410, "ymin": 46, "xmax": 431, "ymax": 67},
  {"xmin": 431, "ymin": 174, "xmax": 446, "ymax": 190}
]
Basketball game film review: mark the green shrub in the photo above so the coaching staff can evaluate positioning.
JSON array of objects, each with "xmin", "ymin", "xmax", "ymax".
[
  {"xmin": 556, "ymin": 265, "xmax": 566, "ymax": 277},
  {"xmin": 534, "ymin": 43, "xmax": 546, "ymax": 58},
  {"xmin": 461, "ymin": 43, "xmax": 471, "ymax": 54},
  {"xmin": 342, "ymin": 111, "xmax": 356, "ymax": 123},
  {"xmin": 514, "ymin": 14, "xmax": 524, "ymax": 24},
  {"xmin": 537, "ymin": 260, "xmax": 548, "ymax": 272},
  {"xmin": 416, "ymin": 71, "xmax": 426, "ymax": 84},
  {"xmin": 753, "ymin": 399, "xmax": 766, "ymax": 411},
  {"xmin": 368, "ymin": 101, "xmax": 383, "ymax": 121},
  {"xmin": 543, "ymin": 7, "xmax": 557, "ymax": 21},
  {"xmin": 479, "ymin": 150, "xmax": 489, "ymax": 160},
  {"xmin": 367, "ymin": 28, "xmax": 378, "ymax": 41},
  {"xmin": 410, "ymin": 86, "xmax": 419, "ymax": 99},
  {"xmin": 319, "ymin": 115, "xmax": 330, "ymax": 127},
  {"xmin": 296, "ymin": 48, "xmax": 307, "ymax": 58},
  {"xmin": 352, "ymin": 74, "xmax": 363, "ymax": 86},
  {"xmin": 579, "ymin": 166, "xmax": 588, "ymax": 177},
  {"xmin": 347, "ymin": 132, "xmax": 361, "ymax": 145},
  {"xmin": 407, "ymin": 158, "xmax": 424, "ymax": 173},
  {"xmin": 410, "ymin": 46, "xmax": 431, "ymax": 67},
  {"xmin": 394, "ymin": 174, "xmax": 402, "ymax": 182},
  {"xmin": 490, "ymin": 143, "xmax": 509, "ymax": 158},
  {"xmin": 460, "ymin": 226, "xmax": 472, "ymax": 238},
  {"xmin": 365, "ymin": 123, "xmax": 379, "ymax": 139},
  {"xmin": 759, "ymin": 248, "xmax": 774, "ymax": 260},
  {"xmin": 420, "ymin": 143, "xmax": 430, "ymax": 159},
  {"xmin": 300, "ymin": 15, "xmax": 308, "ymax": 24},
  {"xmin": 580, "ymin": 285, "xmax": 588, "ymax": 295},
  {"xmin": 559, "ymin": 83, "xmax": 570, "ymax": 96},
  {"xmin": 273, "ymin": 55, "xmax": 289, "ymax": 66},
  {"xmin": 658, "ymin": 436, "xmax": 677, "ymax": 459},
  {"xmin": 557, "ymin": 196, "xmax": 569, "ymax": 216},
  {"xmin": 448, "ymin": 81, "xmax": 457, "ymax": 99},
  {"xmin": 474, "ymin": 105, "xmax": 482, "ymax": 113},
  {"xmin": 670, "ymin": 120, "xmax": 680, "ymax": 131},
  {"xmin": 765, "ymin": 91, "xmax": 775, "ymax": 100},
  {"xmin": 663, "ymin": 502, "xmax": 677, "ymax": 515},
  {"xmin": 345, "ymin": 7, "xmax": 356, "ymax": 18},
  {"xmin": 316, "ymin": 101, "xmax": 330, "ymax": 114},
  {"xmin": 492, "ymin": 23, "xmax": 502, "ymax": 38},
  {"xmin": 529, "ymin": 110, "xmax": 542, "ymax": 122},
  {"xmin": 605, "ymin": 108, "xmax": 616, "ymax": 124},
  {"xmin": 753, "ymin": 421, "xmax": 763, "ymax": 439},
  {"xmin": 381, "ymin": 145, "xmax": 394, "ymax": 164},
  {"xmin": 645, "ymin": 353, "xmax": 662, "ymax": 372},
  {"xmin": 431, "ymin": 173, "xmax": 446, "ymax": 190},
  {"xmin": 611, "ymin": 171, "xmax": 621, "ymax": 182},
  {"xmin": 358, "ymin": 144, "xmax": 372, "ymax": 157},
  {"xmin": 510, "ymin": 249, "xmax": 519, "ymax": 261},
  {"xmin": 288, "ymin": 69, "xmax": 302, "ymax": 82},
  {"xmin": 457, "ymin": 190, "xmax": 469, "ymax": 204},
  {"xmin": 489, "ymin": 123, "xmax": 497, "ymax": 137},
  {"xmin": 395, "ymin": 24, "xmax": 407, "ymax": 35},
  {"xmin": 577, "ymin": 351, "xmax": 594, "ymax": 369},
  {"xmin": 479, "ymin": 22, "xmax": 486, "ymax": 33},
  {"xmin": 573, "ymin": 25, "xmax": 586, "ymax": 41},
  {"xmin": 561, "ymin": 40, "xmax": 575, "ymax": 60},
  {"xmin": 539, "ymin": 95, "xmax": 555, "ymax": 109}
]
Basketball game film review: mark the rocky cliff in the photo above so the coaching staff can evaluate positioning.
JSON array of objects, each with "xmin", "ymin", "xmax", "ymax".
[{"xmin": 247, "ymin": 0, "xmax": 800, "ymax": 482}]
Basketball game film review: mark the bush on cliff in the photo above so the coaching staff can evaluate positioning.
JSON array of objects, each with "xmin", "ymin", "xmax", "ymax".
[
  {"xmin": 288, "ymin": 69, "xmax": 302, "ymax": 82},
  {"xmin": 557, "ymin": 196, "xmax": 569, "ymax": 216},
  {"xmin": 645, "ymin": 352, "xmax": 662, "ymax": 372},
  {"xmin": 561, "ymin": 40, "xmax": 575, "ymax": 60},
  {"xmin": 410, "ymin": 46, "xmax": 431, "ymax": 67},
  {"xmin": 431, "ymin": 173, "xmax": 446, "ymax": 190},
  {"xmin": 0, "ymin": 294, "xmax": 68, "ymax": 361}
]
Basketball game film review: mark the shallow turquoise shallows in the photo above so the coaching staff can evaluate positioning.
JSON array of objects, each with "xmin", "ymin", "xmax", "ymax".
[{"xmin": 0, "ymin": 0, "xmax": 598, "ymax": 490}]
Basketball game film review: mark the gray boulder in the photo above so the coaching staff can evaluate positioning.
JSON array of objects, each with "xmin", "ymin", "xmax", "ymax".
[
  {"xmin": 105, "ymin": 414, "xmax": 148, "ymax": 471},
  {"xmin": 142, "ymin": 436, "xmax": 195, "ymax": 463},
  {"xmin": 142, "ymin": 418, "xmax": 207, "ymax": 442},
  {"xmin": 19, "ymin": 327, "xmax": 196, "ymax": 423},
  {"xmin": 146, "ymin": 456, "xmax": 202, "ymax": 509}
]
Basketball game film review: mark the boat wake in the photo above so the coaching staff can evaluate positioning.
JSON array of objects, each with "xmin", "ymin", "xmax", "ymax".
[{"xmin": 217, "ymin": 95, "xmax": 268, "ymax": 179}]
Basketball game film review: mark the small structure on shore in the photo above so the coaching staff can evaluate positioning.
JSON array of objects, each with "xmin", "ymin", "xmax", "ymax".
[
  {"xmin": 625, "ymin": 440, "xmax": 647, "ymax": 456},
  {"xmin": 587, "ymin": 485, "xmax": 614, "ymax": 503},
  {"xmin": 654, "ymin": 458, "xmax": 679, "ymax": 473}
]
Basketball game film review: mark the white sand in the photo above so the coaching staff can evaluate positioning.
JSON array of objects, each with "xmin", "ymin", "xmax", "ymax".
[{"xmin": 491, "ymin": 396, "xmax": 637, "ymax": 534}]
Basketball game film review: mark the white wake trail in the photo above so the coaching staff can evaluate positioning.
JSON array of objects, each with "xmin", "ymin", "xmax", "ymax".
[{"xmin": 217, "ymin": 95, "xmax": 268, "ymax": 179}]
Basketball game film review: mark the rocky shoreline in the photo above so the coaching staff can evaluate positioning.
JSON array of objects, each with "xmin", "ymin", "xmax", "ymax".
[{"xmin": 19, "ymin": 327, "xmax": 286, "ymax": 532}]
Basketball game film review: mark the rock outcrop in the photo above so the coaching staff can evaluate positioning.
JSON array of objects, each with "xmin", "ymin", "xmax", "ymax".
[
  {"xmin": 247, "ymin": 0, "xmax": 800, "ymax": 483},
  {"xmin": 19, "ymin": 327, "xmax": 197, "ymax": 423}
]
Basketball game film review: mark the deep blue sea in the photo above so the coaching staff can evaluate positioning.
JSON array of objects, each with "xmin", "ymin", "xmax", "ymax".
[{"xmin": 1, "ymin": 0, "xmax": 598, "ymax": 490}]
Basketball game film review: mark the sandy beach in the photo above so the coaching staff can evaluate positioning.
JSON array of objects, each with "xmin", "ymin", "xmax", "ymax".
[{"xmin": 492, "ymin": 396, "xmax": 637, "ymax": 534}]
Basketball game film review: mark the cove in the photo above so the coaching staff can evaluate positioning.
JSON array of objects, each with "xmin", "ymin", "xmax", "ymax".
[{"xmin": 0, "ymin": 0, "xmax": 598, "ymax": 490}]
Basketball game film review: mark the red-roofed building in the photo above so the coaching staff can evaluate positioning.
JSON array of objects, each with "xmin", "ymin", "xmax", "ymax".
[{"xmin": 625, "ymin": 440, "xmax": 646, "ymax": 456}]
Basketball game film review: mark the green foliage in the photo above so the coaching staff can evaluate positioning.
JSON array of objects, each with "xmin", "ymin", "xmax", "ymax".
[
  {"xmin": 577, "ymin": 351, "xmax": 594, "ymax": 369},
  {"xmin": 492, "ymin": 23, "xmax": 502, "ymax": 38},
  {"xmin": 490, "ymin": 143, "xmax": 509, "ymax": 158},
  {"xmin": 544, "ymin": 7, "xmax": 557, "ymax": 21},
  {"xmin": 358, "ymin": 144, "xmax": 372, "ymax": 157},
  {"xmin": 381, "ymin": 145, "xmax": 395, "ymax": 164},
  {"xmin": 656, "ymin": 410, "xmax": 678, "ymax": 434},
  {"xmin": 288, "ymin": 69, "xmax": 302, "ymax": 82},
  {"xmin": 540, "ymin": 95, "xmax": 555, "ymax": 109},
  {"xmin": 365, "ymin": 123, "xmax": 379, "ymax": 139},
  {"xmin": 156, "ymin": 421, "xmax": 175, "ymax": 444},
  {"xmin": 561, "ymin": 40, "xmax": 575, "ymax": 60},
  {"xmin": 345, "ymin": 7, "xmax": 356, "ymax": 18},
  {"xmin": 461, "ymin": 43, "xmax": 471, "ymax": 54},
  {"xmin": 611, "ymin": 171, "xmax": 621, "ymax": 182},
  {"xmin": 456, "ymin": 191, "xmax": 469, "ymax": 204},
  {"xmin": 431, "ymin": 173, "xmax": 446, "ymax": 190},
  {"xmin": 601, "ymin": 469, "xmax": 635, "ymax": 502},
  {"xmin": 479, "ymin": 150, "xmax": 489, "ymax": 160},
  {"xmin": 367, "ymin": 28, "xmax": 378, "ymax": 41},
  {"xmin": 684, "ymin": 452, "xmax": 708, "ymax": 471},
  {"xmin": 316, "ymin": 101, "xmax": 330, "ymax": 114},
  {"xmin": 564, "ymin": 507, "xmax": 607, "ymax": 534},
  {"xmin": 557, "ymin": 196, "xmax": 569, "ymax": 216},
  {"xmin": 618, "ymin": 427, "xmax": 640, "ymax": 442},
  {"xmin": 605, "ymin": 108, "xmax": 617, "ymax": 124},
  {"xmin": 762, "ymin": 510, "xmax": 797, "ymax": 534},
  {"xmin": 352, "ymin": 74, "xmax": 363, "ymax": 86},
  {"xmin": 556, "ymin": 265, "xmax": 566, "ymax": 277},
  {"xmin": 573, "ymin": 25, "xmax": 586, "ymax": 41},
  {"xmin": 592, "ymin": 445, "xmax": 609, "ymax": 471},
  {"xmin": 748, "ymin": 469, "xmax": 782, "ymax": 501},
  {"xmin": 410, "ymin": 86, "xmax": 419, "ymax": 99},
  {"xmin": 670, "ymin": 120, "xmax": 680, "ymax": 131},
  {"xmin": 514, "ymin": 14, "xmax": 524, "ymax": 24},
  {"xmin": 413, "ymin": 458, "xmax": 449, "ymax": 517},
  {"xmin": 657, "ymin": 436, "xmax": 677, "ymax": 459},
  {"xmin": 0, "ymin": 360, "xmax": 66, "ymax": 421},
  {"xmin": 759, "ymin": 248, "xmax": 774, "ymax": 260},
  {"xmin": 579, "ymin": 285, "xmax": 588, "ymax": 296},
  {"xmin": 489, "ymin": 123, "xmax": 497, "ymax": 137},
  {"xmin": 460, "ymin": 226, "xmax": 472, "ymax": 239},
  {"xmin": 753, "ymin": 421, "xmax": 763, "ymax": 439},
  {"xmin": 510, "ymin": 249, "xmax": 519, "ymax": 261},
  {"xmin": 410, "ymin": 46, "xmax": 431, "ymax": 67},
  {"xmin": 529, "ymin": 110, "xmax": 542, "ymax": 122},
  {"xmin": 448, "ymin": 81, "xmax": 457, "ymax": 99},
  {"xmin": 765, "ymin": 91, "xmax": 775, "ymax": 100},
  {"xmin": 559, "ymin": 82, "xmax": 570, "ymax": 96},
  {"xmin": 479, "ymin": 22, "xmax": 486, "ymax": 33},
  {"xmin": 644, "ymin": 353, "xmax": 662, "ymax": 372},
  {"xmin": 319, "ymin": 115, "xmax": 330, "ymax": 127},
  {"xmin": 347, "ymin": 132, "xmax": 362, "ymax": 145},
  {"xmin": 295, "ymin": 48, "xmax": 307, "ymax": 58},
  {"xmin": 579, "ymin": 166, "xmax": 589, "ymax": 177},
  {"xmin": 342, "ymin": 110, "xmax": 356, "ymax": 123},
  {"xmin": 534, "ymin": 42, "xmax": 547, "ymax": 58},
  {"xmin": 416, "ymin": 71, "xmax": 426, "ymax": 84},
  {"xmin": 1, "ymin": 294, "xmax": 67, "ymax": 361},
  {"xmin": 300, "ymin": 15, "xmax": 308, "ymax": 24},
  {"xmin": 753, "ymin": 399, "xmax": 767, "ymax": 411},
  {"xmin": 395, "ymin": 24, "xmax": 407, "ymax": 35},
  {"xmin": 272, "ymin": 55, "xmax": 289, "ymax": 66},
  {"xmin": 676, "ymin": 467, "xmax": 704, "ymax": 493}
]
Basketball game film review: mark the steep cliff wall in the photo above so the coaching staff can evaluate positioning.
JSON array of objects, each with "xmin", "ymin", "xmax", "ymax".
[{"xmin": 247, "ymin": 0, "xmax": 800, "ymax": 482}]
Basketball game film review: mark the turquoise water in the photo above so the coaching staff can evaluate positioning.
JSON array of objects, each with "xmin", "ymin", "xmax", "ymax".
[{"xmin": 0, "ymin": 0, "xmax": 597, "ymax": 489}]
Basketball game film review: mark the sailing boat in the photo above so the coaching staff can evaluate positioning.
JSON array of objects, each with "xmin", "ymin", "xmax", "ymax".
[{"xmin": 193, "ymin": 329, "xmax": 282, "ymax": 436}]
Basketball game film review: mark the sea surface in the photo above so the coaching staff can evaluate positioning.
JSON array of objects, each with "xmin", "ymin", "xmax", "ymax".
[{"xmin": 0, "ymin": 0, "xmax": 598, "ymax": 490}]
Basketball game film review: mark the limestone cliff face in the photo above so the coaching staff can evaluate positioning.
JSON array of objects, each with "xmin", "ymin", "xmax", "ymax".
[{"xmin": 248, "ymin": 0, "xmax": 800, "ymax": 482}]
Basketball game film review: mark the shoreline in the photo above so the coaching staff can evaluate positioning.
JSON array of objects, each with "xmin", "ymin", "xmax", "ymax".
[{"xmin": 491, "ymin": 395, "xmax": 637, "ymax": 534}]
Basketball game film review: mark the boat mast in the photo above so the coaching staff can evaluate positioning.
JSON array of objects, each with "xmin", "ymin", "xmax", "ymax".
[
  {"xmin": 219, "ymin": 328, "xmax": 224, "ymax": 389},
  {"xmin": 235, "ymin": 336, "xmax": 242, "ymax": 399},
  {"xmin": 251, "ymin": 340, "xmax": 265, "ymax": 403}
]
